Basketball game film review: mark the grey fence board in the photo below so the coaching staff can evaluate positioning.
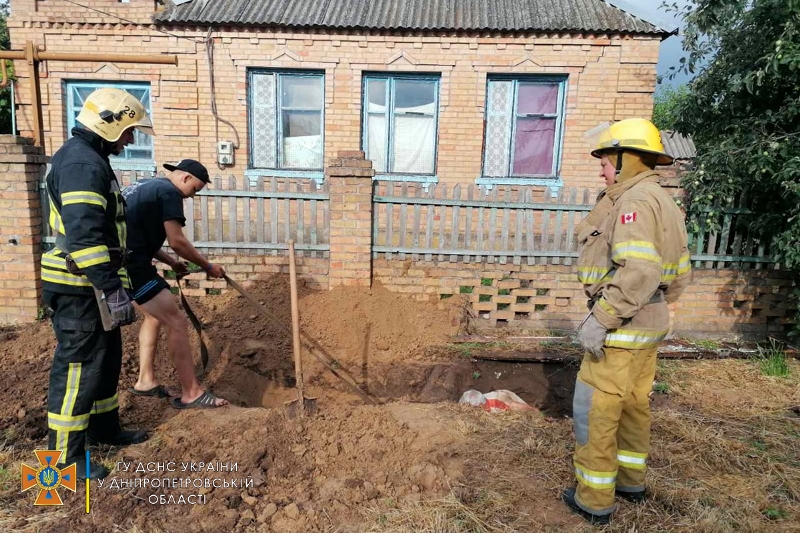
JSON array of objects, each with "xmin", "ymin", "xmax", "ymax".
[{"xmin": 371, "ymin": 181, "xmax": 775, "ymax": 268}]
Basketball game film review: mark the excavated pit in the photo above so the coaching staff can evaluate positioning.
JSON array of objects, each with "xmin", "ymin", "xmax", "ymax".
[{"xmin": 167, "ymin": 275, "xmax": 577, "ymax": 417}]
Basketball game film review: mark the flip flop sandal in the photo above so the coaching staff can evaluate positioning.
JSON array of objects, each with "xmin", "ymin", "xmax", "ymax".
[
  {"xmin": 129, "ymin": 385, "xmax": 172, "ymax": 398},
  {"xmin": 171, "ymin": 390, "xmax": 226, "ymax": 410}
]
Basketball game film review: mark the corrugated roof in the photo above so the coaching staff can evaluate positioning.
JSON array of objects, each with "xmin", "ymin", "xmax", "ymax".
[
  {"xmin": 154, "ymin": 0, "xmax": 669, "ymax": 35},
  {"xmin": 661, "ymin": 130, "xmax": 696, "ymax": 160}
]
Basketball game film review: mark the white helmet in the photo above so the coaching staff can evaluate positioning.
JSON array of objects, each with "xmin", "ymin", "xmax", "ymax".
[{"xmin": 76, "ymin": 87, "xmax": 154, "ymax": 142}]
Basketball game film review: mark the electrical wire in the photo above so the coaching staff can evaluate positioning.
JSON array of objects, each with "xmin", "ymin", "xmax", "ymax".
[
  {"xmin": 59, "ymin": 0, "xmax": 205, "ymax": 44},
  {"xmin": 56, "ymin": 0, "xmax": 242, "ymax": 166},
  {"xmin": 205, "ymin": 28, "xmax": 241, "ymax": 168}
]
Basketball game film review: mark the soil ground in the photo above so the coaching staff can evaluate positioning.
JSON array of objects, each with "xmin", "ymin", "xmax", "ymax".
[{"xmin": 1, "ymin": 276, "xmax": 799, "ymax": 532}]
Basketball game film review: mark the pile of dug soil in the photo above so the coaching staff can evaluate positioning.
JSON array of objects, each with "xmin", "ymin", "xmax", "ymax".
[
  {"xmin": 0, "ymin": 280, "xmax": 479, "ymax": 533},
  {"xmin": 0, "ymin": 275, "xmax": 467, "ymax": 443}
]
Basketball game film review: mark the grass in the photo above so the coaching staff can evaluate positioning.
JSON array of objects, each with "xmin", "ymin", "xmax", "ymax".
[
  {"xmin": 453, "ymin": 342, "xmax": 484, "ymax": 358},
  {"xmin": 452, "ymin": 341, "xmax": 512, "ymax": 359},
  {"xmin": 460, "ymin": 286, "xmax": 474, "ymax": 294},
  {"xmin": 480, "ymin": 278, "xmax": 493, "ymax": 287},
  {"xmin": 368, "ymin": 357, "xmax": 800, "ymax": 532},
  {"xmin": 652, "ymin": 381, "xmax": 670, "ymax": 394},
  {"xmin": 757, "ymin": 339, "xmax": 791, "ymax": 378},
  {"xmin": 695, "ymin": 339, "xmax": 722, "ymax": 350}
]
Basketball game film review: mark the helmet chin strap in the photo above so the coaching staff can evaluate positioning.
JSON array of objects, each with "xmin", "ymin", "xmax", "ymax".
[{"xmin": 615, "ymin": 150, "xmax": 623, "ymax": 175}]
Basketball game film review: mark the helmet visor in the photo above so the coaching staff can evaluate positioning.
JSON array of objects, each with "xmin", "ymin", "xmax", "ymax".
[{"xmin": 584, "ymin": 122, "xmax": 615, "ymax": 158}]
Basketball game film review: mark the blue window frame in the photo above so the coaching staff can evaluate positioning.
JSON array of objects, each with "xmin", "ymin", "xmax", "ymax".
[
  {"xmin": 481, "ymin": 76, "xmax": 567, "ymax": 184},
  {"xmin": 248, "ymin": 69, "xmax": 325, "ymax": 172},
  {"xmin": 65, "ymin": 80, "xmax": 153, "ymax": 170},
  {"xmin": 362, "ymin": 74, "xmax": 440, "ymax": 178}
]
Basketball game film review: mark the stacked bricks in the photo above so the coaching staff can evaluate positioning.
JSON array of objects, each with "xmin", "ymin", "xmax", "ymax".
[
  {"xmin": 327, "ymin": 151, "xmax": 375, "ymax": 288},
  {"xmin": 0, "ymin": 135, "xmax": 47, "ymax": 323},
  {"xmin": 374, "ymin": 258, "xmax": 797, "ymax": 339},
  {"xmin": 153, "ymin": 253, "xmax": 330, "ymax": 297}
]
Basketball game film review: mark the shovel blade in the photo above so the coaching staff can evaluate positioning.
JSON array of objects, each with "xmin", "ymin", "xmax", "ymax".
[{"xmin": 284, "ymin": 396, "xmax": 318, "ymax": 419}]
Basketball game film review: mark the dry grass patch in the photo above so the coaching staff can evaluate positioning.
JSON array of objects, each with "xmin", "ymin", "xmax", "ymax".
[{"xmin": 371, "ymin": 359, "xmax": 800, "ymax": 532}]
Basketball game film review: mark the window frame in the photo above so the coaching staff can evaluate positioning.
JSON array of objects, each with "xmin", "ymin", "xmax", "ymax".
[
  {"xmin": 64, "ymin": 80, "xmax": 154, "ymax": 171},
  {"xmin": 361, "ymin": 73, "xmax": 441, "ymax": 182},
  {"xmin": 247, "ymin": 68, "xmax": 326, "ymax": 176},
  {"xmin": 478, "ymin": 75, "xmax": 568, "ymax": 188}
]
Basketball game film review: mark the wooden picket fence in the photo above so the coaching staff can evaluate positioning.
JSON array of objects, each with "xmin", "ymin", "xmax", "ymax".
[
  {"xmin": 372, "ymin": 182, "xmax": 595, "ymax": 265},
  {"xmin": 184, "ymin": 176, "xmax": 329, "ymax": 257},
  {"xmin": 372, "ymin": 182, "xmax": 777, "ymax": 269},
  {"xmin": 42, "ymin": 171, "xmax": 331, "ymax": 257},
  {"xmin": 40, "ymin": 172, "xmax": 776, "ymax": 269}
]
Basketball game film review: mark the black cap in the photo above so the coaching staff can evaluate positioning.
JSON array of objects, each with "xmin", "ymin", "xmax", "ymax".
[{"xmin": 163, "ymin": 159, "xmax": 210, "ymax": 184}]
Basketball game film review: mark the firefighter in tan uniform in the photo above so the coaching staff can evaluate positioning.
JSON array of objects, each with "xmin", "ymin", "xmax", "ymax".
[{"xmin": 562, "ymin": 118, "xmax": 691, "ymax": 525}]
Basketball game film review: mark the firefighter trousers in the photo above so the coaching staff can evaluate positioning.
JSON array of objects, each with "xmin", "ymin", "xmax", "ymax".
[
  {"xmin": 571, "ymin": 346, "xmax": 658, "ymax": 516},
  {"xmin": 44, "ymin": 291, "xmax": 124, "ymax": 464}
]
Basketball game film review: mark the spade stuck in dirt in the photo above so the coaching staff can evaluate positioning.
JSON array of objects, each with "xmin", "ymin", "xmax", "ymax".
[
  {"xmin": 284, "ymin": 240, "xmax": 318, "ymax": 418},
  {"xmin": 223, "ymin": 246, "xmax": 378, "ymax": 408}
]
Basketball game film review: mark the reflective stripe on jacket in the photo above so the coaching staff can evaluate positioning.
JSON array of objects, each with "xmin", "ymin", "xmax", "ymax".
[
  {"xmin": 576, "ymin": 171, "xmax": 691, "ymax": 349},
  {"xmin": 42, "ymin": 128, "xmax": 129, "ymax": 295}
]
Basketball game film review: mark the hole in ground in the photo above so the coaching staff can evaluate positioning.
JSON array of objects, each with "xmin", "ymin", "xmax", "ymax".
[{"xmin": 368, "ymin": 360, "xmax": 578, "ymax": 417}]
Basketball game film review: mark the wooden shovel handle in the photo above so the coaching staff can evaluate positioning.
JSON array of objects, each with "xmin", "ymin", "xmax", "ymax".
[
  {"xmin": 222, "ymin": 275, "xmax": 378, "ymax": 405},
  {"xmin": 288, "ymin": 240, "xmax": 304, "ymax": 396}
]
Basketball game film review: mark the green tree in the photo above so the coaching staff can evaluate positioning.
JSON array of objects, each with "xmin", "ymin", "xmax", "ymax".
[
  {"xmin": 665, "ymin": 0, "xmax": 800, "ymax": 334},
  {"xmin": 0, "ymin": 0, "xmax": 13, "ymax": 134},
  {"xmin": 652, "ymin": 85, "xmax": 690, "ymax": 131}
]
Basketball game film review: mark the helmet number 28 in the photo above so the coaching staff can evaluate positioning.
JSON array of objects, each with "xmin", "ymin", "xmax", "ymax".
[{"xmin": 121, "ymin": 105, "xmax": 137, "ymax": 119}]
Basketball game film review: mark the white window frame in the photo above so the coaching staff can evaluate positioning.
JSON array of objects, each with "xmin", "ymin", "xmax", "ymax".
[
  {"xmin": 65, "ymin": 80, "xmax": 154, "ymax": 171},
  {"xmin": 247, "ymin": 69, "xmax": 325, "ymax": 183},
  {"xmin": 362, "ymin": 73, "xmax": 440, "ymax": 184},
  {"xmin": 478, "ymin": 76, "xmax": 568, "ymax": 189}
]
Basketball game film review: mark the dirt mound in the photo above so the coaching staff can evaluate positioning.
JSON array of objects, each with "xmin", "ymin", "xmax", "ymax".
[{"xmin": 185, "ymin": 276, "xmax": 466, "ymax": 408}]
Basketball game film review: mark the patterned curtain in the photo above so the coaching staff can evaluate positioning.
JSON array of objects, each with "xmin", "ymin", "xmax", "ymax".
[
  {"xmin": 251, "ymin": 73, "xmax": 277, "ymax": 168},
  {"xmin": 483, "ymin": 81, "xmax": 513, "ymax": 177}
]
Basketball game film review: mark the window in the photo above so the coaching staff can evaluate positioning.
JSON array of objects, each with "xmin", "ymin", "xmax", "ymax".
[
  {"xmin": 363, "ymin": 74, "xmax": 439, "ymax": 176},
  {"xmin": 482, "ymin": 77, "xmax": 567, "ymax": 181},
  {"xmin": 249, "ymin": 70, "xmax": 324, "ymax": 171},
  {"xmin": 65, "ymin": 81, "xmax": 153, "ymax": 169}
]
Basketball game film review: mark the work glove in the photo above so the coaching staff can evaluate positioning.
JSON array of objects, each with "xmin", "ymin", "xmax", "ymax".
[
  {"xmin": 578, "ymin": 314, "xmax": 607, "ymax": 359},
  {"xmin": 104, "ymin": 286, "xmax": 136, "ymax": 329}
]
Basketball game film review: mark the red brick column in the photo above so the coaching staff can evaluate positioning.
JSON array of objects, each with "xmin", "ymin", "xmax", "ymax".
[
  {"xmin": 0, "ymin": 135, "xmax": 47, "ymax": 323},
  {"xmin": 326, "ymin": 151, "xmax": 375, "ymax": 288}
]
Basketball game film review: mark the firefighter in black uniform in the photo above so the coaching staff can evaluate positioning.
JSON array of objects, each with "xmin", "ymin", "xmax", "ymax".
[{"xmin": 41, "ymin": 87, "xmax": 151, "ymax": 479}]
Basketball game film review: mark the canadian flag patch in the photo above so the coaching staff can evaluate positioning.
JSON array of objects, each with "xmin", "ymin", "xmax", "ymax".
[{"xmin": 620, "ymin": 212, "xmax": 638, "ymax": 224}]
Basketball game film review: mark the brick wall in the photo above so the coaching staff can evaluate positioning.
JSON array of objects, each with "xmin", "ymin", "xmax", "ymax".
[
  {"xmin": 0, "ymin": 134, "xmax": 794, "ymax": 337},
  {"xmin": 154, "ymin": 253, "xmax": 330, "ymax": 297},
  {"xmin": 373, "ymin": 258, "xmax": 797, "ymax": 339},
  {"xmin": 8, "ymin": 3, "xmax": 661, "ymax": 192},
  {"xmin": 0, "ymin": 136, "xmax": 46, "ymax": 324}
]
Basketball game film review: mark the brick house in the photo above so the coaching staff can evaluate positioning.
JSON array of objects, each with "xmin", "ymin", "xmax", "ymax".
[{"xmin": 8, "ymin": 0, "xmax": 669, "ymax": 192}]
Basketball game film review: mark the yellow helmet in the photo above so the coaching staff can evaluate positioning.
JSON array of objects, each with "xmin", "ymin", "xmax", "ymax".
[
  {"xmin": 587, "ymin": 118, "xmax": 673, "ymax": 165},
  {"xmin": 76, "ymin": 87, "xmax": 154, "ymax": 142}
]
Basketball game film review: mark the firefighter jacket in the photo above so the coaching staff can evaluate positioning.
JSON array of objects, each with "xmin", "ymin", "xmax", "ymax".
[
  {"xmin": 576, "ymin": 171, "xmax": 691, "ymax": 349},
  {"xmin": 41, "ymin": 128, "xmax": 129, "ymax": 295}
]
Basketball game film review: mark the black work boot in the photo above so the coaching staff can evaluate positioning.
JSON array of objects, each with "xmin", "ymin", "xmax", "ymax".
[
  {"xmin": 87, "ymin": 409, "xmax": 148, "ymax": 446},
  {"xmin": 49, "ymin": 429, "xmax": 109, "ymax": 480},
  {"xmin": 561, "ymin": 487, "xmax": 612, "ymax": 526},
  {"xmin": 616, "ymin": 488, "xmax": 646, "ymax": 503},
  {"xmin": 58, "ymin": 457, "xmax": 110, "ymax": 480}
]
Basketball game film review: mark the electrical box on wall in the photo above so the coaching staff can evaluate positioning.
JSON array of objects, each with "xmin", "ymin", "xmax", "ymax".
[{"xmin": 217, "ymin": 141, "xmax": 234, "ymax": 166}]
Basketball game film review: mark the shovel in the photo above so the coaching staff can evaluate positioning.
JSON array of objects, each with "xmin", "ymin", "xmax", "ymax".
[
  {"xmin": 284, "ymin": 240, "xmax": 318, "ymax": 418},
  {"xmin": 223, "ymin": 268, "xmax": 378, "ymax": 407},
  {"xmin": 175, "ymin": 266, "xmax": 211, "ymax": 373}
]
